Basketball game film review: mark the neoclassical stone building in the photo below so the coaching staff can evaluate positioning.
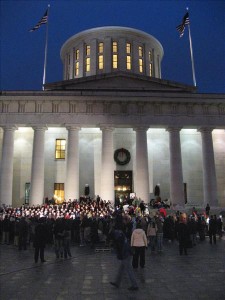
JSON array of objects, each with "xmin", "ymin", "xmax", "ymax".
[{"xmin": 0, "ymin": 26, "xmax": 225, "ymax": 208}]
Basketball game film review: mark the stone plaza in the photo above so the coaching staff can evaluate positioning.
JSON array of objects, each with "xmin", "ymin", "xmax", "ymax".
[{"xmin": 0, "ymin": 235, "xmax": 224, "ymax": 300}]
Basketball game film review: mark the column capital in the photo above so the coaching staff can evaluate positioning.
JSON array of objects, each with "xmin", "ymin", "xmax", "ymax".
[
  {"xmin": 133, "ymin": 126, "xmax": 149, "ymax": 132},
  {"xmin": 1, "ymin": 125, "xmax": 18, "ymax": 131},
  {"xmin": 166, "ymin": 126, "xmax": 182, "ymax": 133},
  {"xmin": 197, "ymin": 127, "xmax": 215, "ymax": 133},
  {"xmin": 32, "ymin": 125, "xmax": 48, "ymax": 131},
  {"xmin": 65, "ymin": 125, "xmax": 81, "ymax": 131},
  {"xmin": 99, "ymin": 126, "xmax": 114, "ymax": 132}
]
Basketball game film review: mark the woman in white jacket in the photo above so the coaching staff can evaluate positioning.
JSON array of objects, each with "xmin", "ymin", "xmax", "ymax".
[{"xmin": 131, "ymin": 222, "xmax": 148, "ymax": 269}]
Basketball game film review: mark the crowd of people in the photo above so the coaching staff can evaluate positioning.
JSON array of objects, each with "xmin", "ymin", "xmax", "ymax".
[{"xmin": 0, "ymin": 197, "xmax": 224, "ymax": 263}]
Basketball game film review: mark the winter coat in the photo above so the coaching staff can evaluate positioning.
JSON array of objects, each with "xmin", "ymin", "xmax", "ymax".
[
  {"xmin": 112, "ymin": 229, "xmax": 132, "ymax": 260},
  {"xmin": 33, "ymin": 221, "xmax": 47, "ymax": 248},
  {"xmin": 177, "ymin": 222, "xmax": 189, "ymax": 243},
  {"xmin": 209, "ymin": 218, "xmax": 217, "ymax": 234},
  {"xmin": 131, "ymin": 228, "xmax": 147, "ymax": 247}
]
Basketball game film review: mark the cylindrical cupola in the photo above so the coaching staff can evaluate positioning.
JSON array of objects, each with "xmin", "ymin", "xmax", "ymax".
[{"xmin": 60, "ymin": 26, "xmax": 164, "ymax": 80}]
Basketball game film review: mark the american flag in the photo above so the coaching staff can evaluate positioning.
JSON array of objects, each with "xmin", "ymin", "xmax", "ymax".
[
  {"xmin": 29, "ymin": 9, "xmax": 48, "ymax": 32},
  {"xmin": 176, "ymin": 12, "xmax": 190, "ymax": 37}
]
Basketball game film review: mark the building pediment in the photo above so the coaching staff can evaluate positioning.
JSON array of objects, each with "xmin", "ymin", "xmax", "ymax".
[{"xmin": 44, "ymin": 72, "xmax": 196, "ymax": 93}]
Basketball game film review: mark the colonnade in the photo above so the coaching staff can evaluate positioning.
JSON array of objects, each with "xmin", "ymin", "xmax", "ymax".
[{"xmin": 0, "ymin": 125, "xmax": 218, "ymax": 208}]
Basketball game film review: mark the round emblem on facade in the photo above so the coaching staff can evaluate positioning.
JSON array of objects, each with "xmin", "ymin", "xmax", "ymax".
[{"xmin": 114, "ymin": 148, "xmax": 131, "ymax": 165}]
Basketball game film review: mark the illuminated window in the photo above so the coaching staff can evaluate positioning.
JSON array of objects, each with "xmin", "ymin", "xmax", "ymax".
[
  {"xmin": 86, "ymin": 45, "xmax": 90, "ymax": 56},
  {"xmin": 86, "ymin": 57, "xmax": 90, "ymax": 72},
  {"xmin": 99, "ymin": 55, "xmax": 103, "ymax": 69},
  {"xmin": 126, "ymin": 43, "xmax": 132, "ymax": 70},
  {"xmin": 55, "ymin": 139, "xmax": 66, "ymax": 159},
  {"xmin": 75, "ymin": 49, "xmax": 79, "ymax": 60},
  {"xmin": 75, "ymin": 61, "xmax": 79, "ymax": 76},
  {"xmin": 139, "ymin": 46, "xmax": 143, "ymax": 57},
  {"xmin": 113, "ymin": 41, "xmax": 118, "ymax": 52},
  {"xmin": 85, "ymin": 45, "xmax": 91, "ymax": 72},
  {"xmin": 149, "ymin": 63, "xmax": 153, "ymax": 76},
  {"xmin": 112, "ymin": 41, "xmax": 118, "ymax": 69},
  {"xmin": 54, "ymin": 183, "xmax": 64, "ymax": 204},
  {"xmin": 113, "ymin": 54, "xmax": 118, "ymax": 69},
  {"xmin": 139, "ymin": 58, "xmax": 143, "ymax": 73},
  {"xmin": 98, "ymin": 42, "xmax": 103, "ymax": 53},
  {"xmin": 127, "ymin": 55, "xmax": 131, "ymax": 70},
  {"xmin": 126, "ymin": 43, "xmax": 131, "ymax": 54},
  {"xmin": 138, "ymin": 46, "xmax": 143, "ymax": 73},
  {"xmin": 98, "ymin": 42, "xmax": 104, "ymax": 70},
  {"xmin": 74, "ymin": 49, "xmax": 79, "ymax": 77}
]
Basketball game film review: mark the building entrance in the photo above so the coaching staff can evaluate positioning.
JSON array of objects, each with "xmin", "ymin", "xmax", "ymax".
[{"xmin": 114, "ymin": 171, "xmax": 133, "ymax": 204}]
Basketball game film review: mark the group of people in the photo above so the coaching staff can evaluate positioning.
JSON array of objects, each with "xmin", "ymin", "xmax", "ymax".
[{"xmin": 0, "ymin": 198, "xmax": 223, "ymax": 275}]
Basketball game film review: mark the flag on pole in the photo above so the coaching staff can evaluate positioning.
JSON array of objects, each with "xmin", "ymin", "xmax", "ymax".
[
  {"xmin": 176, "ymin": 12, "xmax": 190, "ymax": 37},
  {"xmin": 29, "ymin": 9, "xmax": 48, "ymax": 32}
]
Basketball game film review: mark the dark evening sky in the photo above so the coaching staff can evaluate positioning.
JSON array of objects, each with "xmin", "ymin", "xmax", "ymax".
[{"xmin": 1, "ymin": 0, "xmax": 225, "ymax": 93}]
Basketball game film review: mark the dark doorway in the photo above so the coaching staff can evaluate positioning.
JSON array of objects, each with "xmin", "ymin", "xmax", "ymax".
[{"xmin": 114, "ymin": 171, "xmax": 133, "ymax": 204}]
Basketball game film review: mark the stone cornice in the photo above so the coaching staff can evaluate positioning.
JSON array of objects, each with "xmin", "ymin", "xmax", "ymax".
[
  {"xmin": 0, "ymin": 91, "xmax": 225, "ymax": 129},
  {"xmin": 1, "ymin": 90, "xmax": 225, "ymax": 103}
]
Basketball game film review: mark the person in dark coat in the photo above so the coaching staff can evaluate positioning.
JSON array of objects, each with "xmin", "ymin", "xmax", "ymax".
[
  {"xmin": 208, "ymin": 215, "xmax": 217, "ymax": 244},
  {"xmin": 110, "ymin": 226, "xmax": 138, "ymax": 291},
  {"xmin": 53, "ymin": 218, "xmax": 65, "ymax": 258},
  {"xmin": 139, "ymin": 201, "xmax": 145, "ymax": 215},
  {"xmin": 177, "ymin": 214, "xmax": 190, "ymax": 255},
  {"xmin": 63, "ymin": 218, "xmax": 72, "ymax": 258},
  {"xmin": 187, "ymin": 216, "xmax": 197, "ymax": 246},
  {"xmin": 205, "ymin": 204, "xmax": 210, "ymax": 217},
  {"xmin": 2, "ymin": 215, "xmax": 10, "ymax": 244},
  {"xmin": 33, "ymin": 217, "xmax": 48, "ymax": 263},
  {"xmin": 18, "ymin": 217, "xmax": 28, "ymax": 250}
]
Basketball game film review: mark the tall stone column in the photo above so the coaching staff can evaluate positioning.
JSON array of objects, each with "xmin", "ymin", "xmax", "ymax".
[
  {"xmin": 134, "ymin": 127, "xmax": 149, "ymax": 203},
  {"xmin": 30, "ymin": 126, "xmax": 47, "ymax": 206},
  {"xmin": 100, "ymin": 127, "xmax": 114, "ymax": 203},
  {"xmin": 167, "ymin": 127, "xmax": 184, "ymax": 208},
  {"xmin": 65, "ymin": 126, "xmax": 80, "ymax": 201},
  {"xmin": 198, "ymin": 127, "xmax": 218, "ymax": 206},
  {"xmin": 0, "ymin": 126, "xmax": 17, "ymax": 206}
]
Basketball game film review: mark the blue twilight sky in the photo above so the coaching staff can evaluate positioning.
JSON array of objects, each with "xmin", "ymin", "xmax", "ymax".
[{"xmin": 1, "ymin": 0, "xmax": 225, "ymax": 93}]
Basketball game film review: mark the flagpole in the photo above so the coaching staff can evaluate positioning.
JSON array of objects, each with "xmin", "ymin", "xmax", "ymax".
[
  {"xmin": 42, "ymin": 4, "xmax": 50, "ymax": 90},
  {"xmin": 186, "ymin": 7, "xmax": 196, "ymax": 87}
]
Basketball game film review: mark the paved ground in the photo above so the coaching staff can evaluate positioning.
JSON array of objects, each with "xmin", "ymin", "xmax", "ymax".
[{"xmin": 0, "ymin": 236, "xmax": 225, "ymax": 300}]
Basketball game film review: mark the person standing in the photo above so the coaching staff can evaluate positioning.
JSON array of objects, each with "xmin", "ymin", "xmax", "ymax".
[
  {"xmin": 177, "ymin": 214, "xmax": 189, "ymax": 255},
  {"xmin": 53, "ymin": 218, "xmax": 65, "ymax": 258},
  {"xmin": 147, "ymin": 218, "xmax": 157, "ymax": 253},
  {"xmin": 1, "ymin": 215, "xmax": 10, "ymax": 244},
  {"xmin": 63, "ymin": 218, "xmax": 72, "ymax": 258},
  {"xmin": 205, "ymin": 204, "xmax": 210, "ymax": 217},
  {"xmin": 110, "ymin": 226, "xmax": 138, "ymax": 291},
  {"xmin": 18, "ymin": 217, "xmax": 28, "ymax": 250},
  {"xmin": 208, "ymin": 215, "xmax": 217, "ymax": 245},
  {"xmin": 33, "ymin": 217, "xmax": 47, "ymax": 263},
  {"xmin": 155, "ymin": 214, "xmax": 164, "ymax": 253},
  {"xmin": 131, "ymin": 222, "xmax": 148, "ymax": 269}
]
